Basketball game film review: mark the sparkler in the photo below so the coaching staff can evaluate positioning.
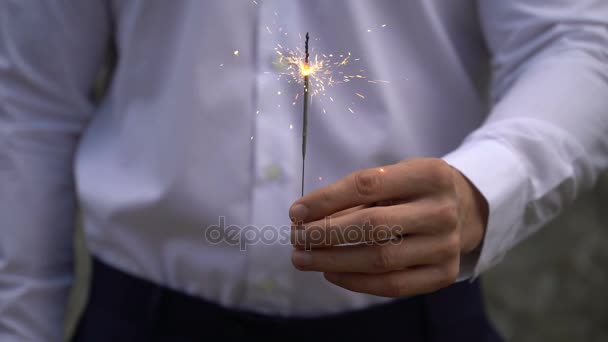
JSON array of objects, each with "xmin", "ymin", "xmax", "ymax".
[
  {"xmin": 245, "ymin": 2, "xmax": 392, "ymax": 196},
  {"xmin": 274, "ymin": 32, "xmax": 388, "ymax": 121},
  {"xmin": 268, "ymin": 23, "xmax": 389, "ymax": 196},
  {"xmin": 301, "ymin": 32, "xmax": 310, "ymax": 196}
]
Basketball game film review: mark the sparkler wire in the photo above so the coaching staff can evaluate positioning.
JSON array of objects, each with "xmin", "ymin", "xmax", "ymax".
[{"xmin": 301, "ymin": 32, "xmax": 309, "ymax": 196}]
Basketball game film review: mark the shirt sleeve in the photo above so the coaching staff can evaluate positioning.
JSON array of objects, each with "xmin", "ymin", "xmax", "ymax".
[
  {"xmin": 443, "ymin": 0, "xmax": 608, "ymax": 279},
  {"xmin": 0, "ymin": 2, "xmax": 110, "ymax": 340}
]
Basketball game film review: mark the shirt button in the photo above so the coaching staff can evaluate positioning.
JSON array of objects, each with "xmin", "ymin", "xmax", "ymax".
[
  {"xmin": 264, "ymin": 164, "xmax": 283, "ymax": 181},
  {"xmin": 260, "ymin": 279, "xmax": 275, "ymax": 294}
]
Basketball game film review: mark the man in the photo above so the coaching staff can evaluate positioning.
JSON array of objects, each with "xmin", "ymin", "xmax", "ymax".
[{"xmin": 1, "ymin": 1, "xmax": 607, "ymax": 341}]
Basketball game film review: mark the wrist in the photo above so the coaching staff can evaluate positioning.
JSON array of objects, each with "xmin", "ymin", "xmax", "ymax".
[{"xmin": 452, "ymin": 167, "xmax": 489, "ymax": 254}]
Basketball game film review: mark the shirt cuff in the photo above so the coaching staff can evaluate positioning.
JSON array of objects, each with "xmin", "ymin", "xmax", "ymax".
[{"xmin": 443, "ymin": 138, "xmax": 529, "ymax": 280}]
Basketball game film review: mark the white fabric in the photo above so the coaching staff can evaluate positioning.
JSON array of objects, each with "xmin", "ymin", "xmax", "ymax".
[{"xmin": 1, "ymin": 0, "xmax": 607, "ymax": 340}]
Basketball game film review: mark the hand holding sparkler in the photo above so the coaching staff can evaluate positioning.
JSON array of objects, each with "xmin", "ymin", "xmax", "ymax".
[{"xmin": 289, "ymin": 159, "xmax": 489, "ymax": 297}]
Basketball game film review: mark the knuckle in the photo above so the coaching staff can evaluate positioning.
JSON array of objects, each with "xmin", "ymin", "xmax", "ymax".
[
  {"xmin": 425, "ymin": 158, "xmax": 448, "ymax": 175},
  {"xmin": 424, "ymin": 159, "xmax": 455, "ymax": 190},
  {"xmin": 436, "ymin": 201, "xmax": 459, "ymax": 228},
  {"xmin": 426, "ymin": 158, "xmax": 449, "ymax": 171},
  {"xmin": 353, "ymin": 170, "xmax": 382, "ymax": 197},
  {"xmin": 445, "ymin": 233, "xmax": 461, "ymax": 255},
  {"xmin": 436, "ymin": 234, "xmax": 460, "ymax": 261},
  {"xmin": 372, "ymin": 245, "xmax": 395, "ymax": 271},
  {"xmin": 367, "ymin": 208, "xmax": 389, "ymax": 229},
  {"xmin": 319, "ymin": 188, "xmax": 333, "ymax": 207}
]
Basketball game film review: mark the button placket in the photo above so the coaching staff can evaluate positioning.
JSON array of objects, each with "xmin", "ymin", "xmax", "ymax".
[{"xmin": 242, "ymin": 0, "xmax": 298, "ymax": 313}]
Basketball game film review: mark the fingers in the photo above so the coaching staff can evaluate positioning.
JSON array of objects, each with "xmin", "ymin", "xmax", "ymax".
[
  {"xmin": 287, "ymin": 159, "xmax": 465, "ymax": 298},
  {"xmin": 291, "ymin": 201, "xmax": 452, "ymax": 248},
  {"xmin": 291, "ymin": 204, "xmax": 406, "ymax": 247},
  {"xmin": 290, "ymin": 162, "xmax": 435, "ymax": 223},
  {"xmin": 330, "ymin": 204, "xmax": 370, "ymax": 219},
  {"xmin": 292, "ymin": 235, "xmax": 456, "ymax": 273},
  {"xmin": 292, "ymin": 204, "xmax": 375, "ymax": 250},
  {"xmin": 323, "ymin": 259, "xmax": 460, "ymax": 297}
]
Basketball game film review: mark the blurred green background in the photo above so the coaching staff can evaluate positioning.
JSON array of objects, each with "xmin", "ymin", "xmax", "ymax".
[
  {"xmin": 483, "ymin": 172, "xmax": 608, "ymax": 342},
  {"xmin": 64, "ymin": 172, "xmax": 608, "ymax": 341}
]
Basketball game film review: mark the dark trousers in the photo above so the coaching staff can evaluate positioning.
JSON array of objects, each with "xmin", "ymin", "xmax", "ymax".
[{"xmin": 72, "ymin": 258, "xmax": 502, "ymax": 342}]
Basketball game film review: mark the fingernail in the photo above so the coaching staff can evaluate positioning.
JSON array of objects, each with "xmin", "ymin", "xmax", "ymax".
[
  {"xmin": 290, "ymin": 204, "xmax": 309, "ymax": 222},
  {"xmin": 325, "ymin": 272, "xmax": 341, "ymax": 282},
  {"xmin": 292, "ymin": 250, "xmax": 313, "ymax": 267}
]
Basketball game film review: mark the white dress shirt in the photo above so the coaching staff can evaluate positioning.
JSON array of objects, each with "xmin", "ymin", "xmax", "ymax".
[{"xmin": 1, "ymin": 0, "xmax": 608, "ymax": 340}]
